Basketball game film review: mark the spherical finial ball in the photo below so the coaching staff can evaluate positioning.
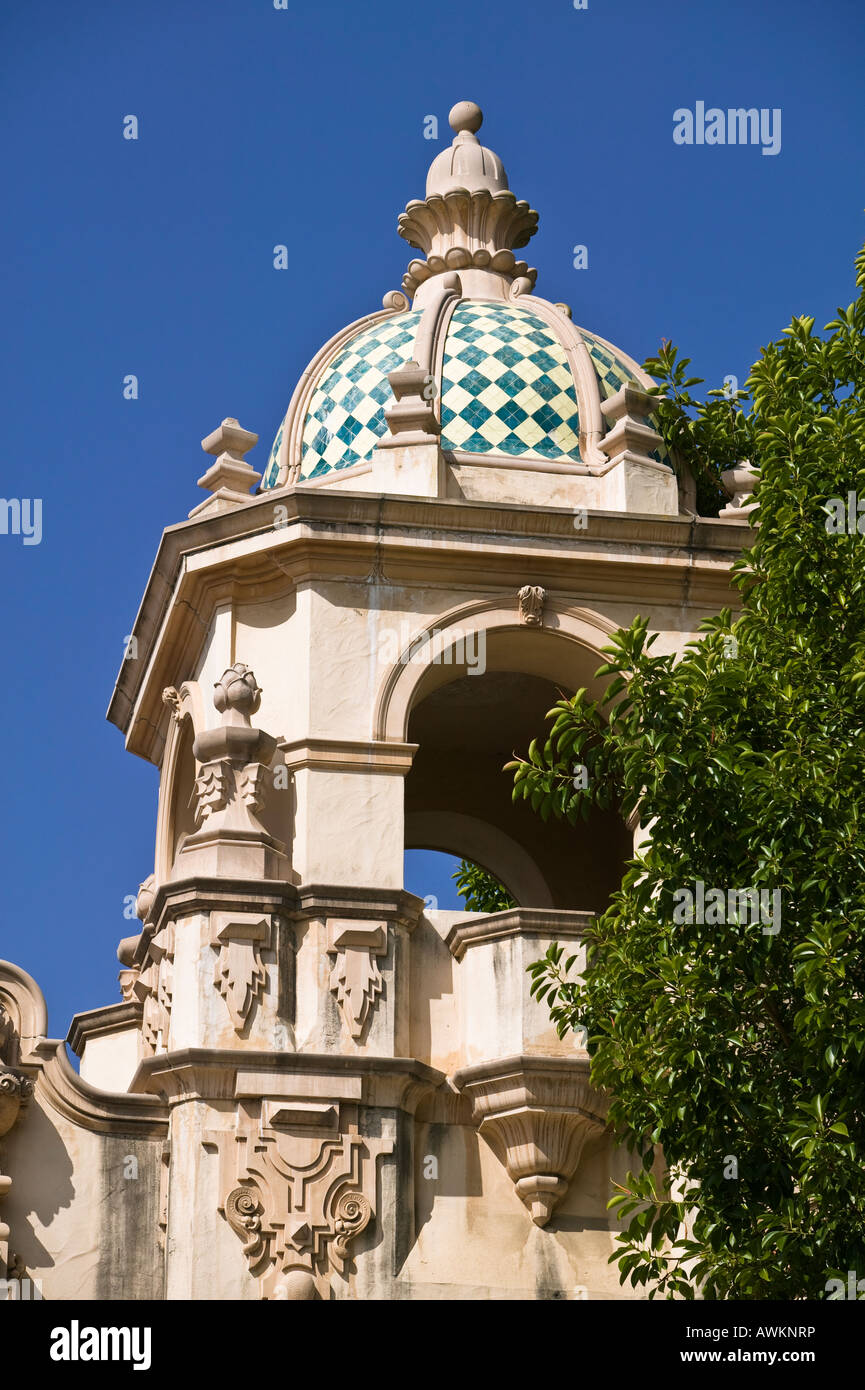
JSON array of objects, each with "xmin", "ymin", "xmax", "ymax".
[{"xmin": 449, "ymin": 101, "xmax": 483, "ymax": 135}]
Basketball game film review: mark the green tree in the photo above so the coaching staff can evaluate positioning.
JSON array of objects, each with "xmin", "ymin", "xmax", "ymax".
[
  {"xmin": 508, "ymin": 240, "xmax": 865, "ymax": 1299},
  {"xmin": 452, "ymin": 860, "xmax": 515, "ymax": 913}
]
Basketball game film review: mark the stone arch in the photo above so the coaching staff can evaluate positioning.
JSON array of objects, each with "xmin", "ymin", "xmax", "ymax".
[
  {"xmin": 374, "ymin": 599, "xmax": 619, "ymax": 744},
  {"xmin": 404, "ymin": 810, "xmax": 553, "ymax": 907},
  {"xmin": 390, "ymin": 604, "xmax": 630, "ymax": 911}
]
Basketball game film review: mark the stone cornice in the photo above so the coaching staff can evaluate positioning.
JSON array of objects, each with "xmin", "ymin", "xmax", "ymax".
[
  {"xmin": 446, "ymin": 907, "xmax": 594, "ymax": 961},
  {"xmin": 279, "ymin": 737, "xmax": 419, "ymax": 775},
  {"xmin": 135, "ymin": 877, "xmax": 426, "ymax": 966},
  {"xmin": 131, "ymin": 1047, "xmax": 445, "ymax": 1111},
  {"xmin": 36, "ymin": 1039, "xmax": 169, "ymax": 1139},
  {"xmin": 67, "ymin": 1002, "xmax": 142, "ymax": 1058},
  {"xmin": 107, "ymin": 486, "xmax": 750, "ymax": 763}
]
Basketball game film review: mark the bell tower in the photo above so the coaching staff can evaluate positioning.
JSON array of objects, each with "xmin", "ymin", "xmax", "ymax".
[{"xmin": 0, "ymin": 101, "xmax": 749, "ymax": 1301}]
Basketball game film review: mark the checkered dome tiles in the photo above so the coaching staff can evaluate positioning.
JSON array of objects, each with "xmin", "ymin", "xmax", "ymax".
[
  {"xmin": 262, "ymin": 311, "xmax": 423, "ymax": 487},
  {"xmin": 439, "ymin": 302, "xmax": 581, "ymax": 461},
  {"xmin": 260, "ymin": 303, "xmax": 671, "ymax": 488}
]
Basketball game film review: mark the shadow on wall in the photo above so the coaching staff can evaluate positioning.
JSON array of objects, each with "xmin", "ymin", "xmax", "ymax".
[{"xmin": 4, "ymin": 1095, "xmax": 75, "ymax": 1279}]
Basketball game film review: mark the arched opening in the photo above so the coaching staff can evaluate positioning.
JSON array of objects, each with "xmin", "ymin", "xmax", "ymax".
[{"xmin": 402, "ymin": 630, "xmax": 631, "ymax": 912}]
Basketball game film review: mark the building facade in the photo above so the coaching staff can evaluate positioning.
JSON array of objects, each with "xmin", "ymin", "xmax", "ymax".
[{"xmin": 0, "ymin": 102, "xmax": 751, "ymax": 1301}]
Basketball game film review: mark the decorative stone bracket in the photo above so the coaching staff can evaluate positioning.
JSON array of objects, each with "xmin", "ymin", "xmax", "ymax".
[
  {"xmin": 326, "ymin": 919, "xmax": 387, "ymax": 1042},
  {"xmin": 452, "ymin": 1055, "xmax": 607, "ymax": 1227},
  {"xmin": 210, "ymin": 911, "xmax": 271, "ymax": 1032},
  {"xmin": 134, "ymin": 921, "xmax": 174, "ymax": 1054}
]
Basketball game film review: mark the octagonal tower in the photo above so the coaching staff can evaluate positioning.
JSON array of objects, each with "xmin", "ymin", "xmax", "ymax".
[{"xmin": 0, "ymin": 102, "xmax": 749, "ymax": 1302}]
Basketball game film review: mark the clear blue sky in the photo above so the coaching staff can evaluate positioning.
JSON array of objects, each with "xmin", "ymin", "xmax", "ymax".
[{"xmin": 1, "ymin": 0, "xmax": 863, "ymax": 1038}]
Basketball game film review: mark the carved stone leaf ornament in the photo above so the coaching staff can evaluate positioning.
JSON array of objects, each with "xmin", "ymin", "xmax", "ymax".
[
  {"xmin": 326, "ymin": 919, "xmax": 387, "ymax": 1042},
  {"xmin": 210, "ymin": 913, "xmax": 271, "ymax": 1033}
]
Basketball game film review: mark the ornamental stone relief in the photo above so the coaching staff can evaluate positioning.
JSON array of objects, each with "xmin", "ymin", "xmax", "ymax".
[{"xmin": 205, "ymin": 1098, "xmax": 390, "ymax": 1300}]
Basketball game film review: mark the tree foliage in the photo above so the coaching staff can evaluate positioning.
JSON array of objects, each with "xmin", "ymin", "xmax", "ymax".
[
  {"xmin": 452, "ymin": 860, "xmax": 516, "ymax": 913},
  {"xmin": 509, "ymin": 240, "xmax": 865, "ymax": 1299}
]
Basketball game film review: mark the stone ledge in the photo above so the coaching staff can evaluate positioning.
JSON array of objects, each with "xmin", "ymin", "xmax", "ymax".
[{"xmin": 446, "ymin": 907, "xmax": 595, "ymax": 961}]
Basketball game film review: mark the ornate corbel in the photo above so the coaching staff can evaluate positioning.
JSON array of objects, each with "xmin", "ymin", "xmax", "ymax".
[
  {"xmin": 134, "ymin": 921, "xmax": 174, "ymax": 1054},
  {"xmin": 0, "ymin": 1016, "xmax": 35, "ymax": 1281},
  {"xmin": 452, "ymin": 1055, "xmax": 607, "ymax": 1227}
]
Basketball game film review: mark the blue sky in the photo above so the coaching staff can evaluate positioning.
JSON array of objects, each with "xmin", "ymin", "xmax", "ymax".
[{"xmin": 1, "ymin": 0, "xmax": 863, "ymax": 1037}]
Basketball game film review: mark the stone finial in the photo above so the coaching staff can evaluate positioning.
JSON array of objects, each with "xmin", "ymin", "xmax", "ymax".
[
  {"xmin": 189, "ymin": 417, "xmax": 262, "ymax": 520},
  {"xmin": 135, "ymin": 873, "xmax": 155, "ymax": 923},
  {"xmin": 426, "ymin": 103, "xmax": 506, "ymax": 196},
  {"xmin": 179, "ymin": 663, "xmax": 285, "ymax": 879},
  {"xmin": 597, "ymin": 384, "xmax": 667, "ymax": 469},
  {"xmin": 719, "ymin": 461, "xmax": 759, "ymax": 519},
  {"xmin": 213, "ymin": 663, "xmax": 262, "ymax": 722},
  {"xmin": 399, "ymin": 99, "xmax": 538, "ymax": 300}
]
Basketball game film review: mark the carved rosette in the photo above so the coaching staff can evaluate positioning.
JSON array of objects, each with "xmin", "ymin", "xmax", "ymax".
[
  {"xmin": 210, "ymin": 912, "xmax": 271, "ymax": 1033},
  {"xmin": 452, "ymin": 1056, "xmax": 607, "ymax": 1227},
  {"xmin": 326, "ymin": 919, "xmax": 387, "ymax": 1042},
  {"xmin": 205, "ymin": 1100, "xmax": 390, "ymax": 1299}
]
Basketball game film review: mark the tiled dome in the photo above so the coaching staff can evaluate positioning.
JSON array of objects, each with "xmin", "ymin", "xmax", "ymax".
[
  {"xmin": 260, "ymin": 101, "xmax": 675, "ymax": 492},
  {"xmin": 439, "ymin": 302, "xmax": 580, "ymax": 461},
  {"xmin": 262, "ymin": 313, "xmax": 421, "ymax": 487}
]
